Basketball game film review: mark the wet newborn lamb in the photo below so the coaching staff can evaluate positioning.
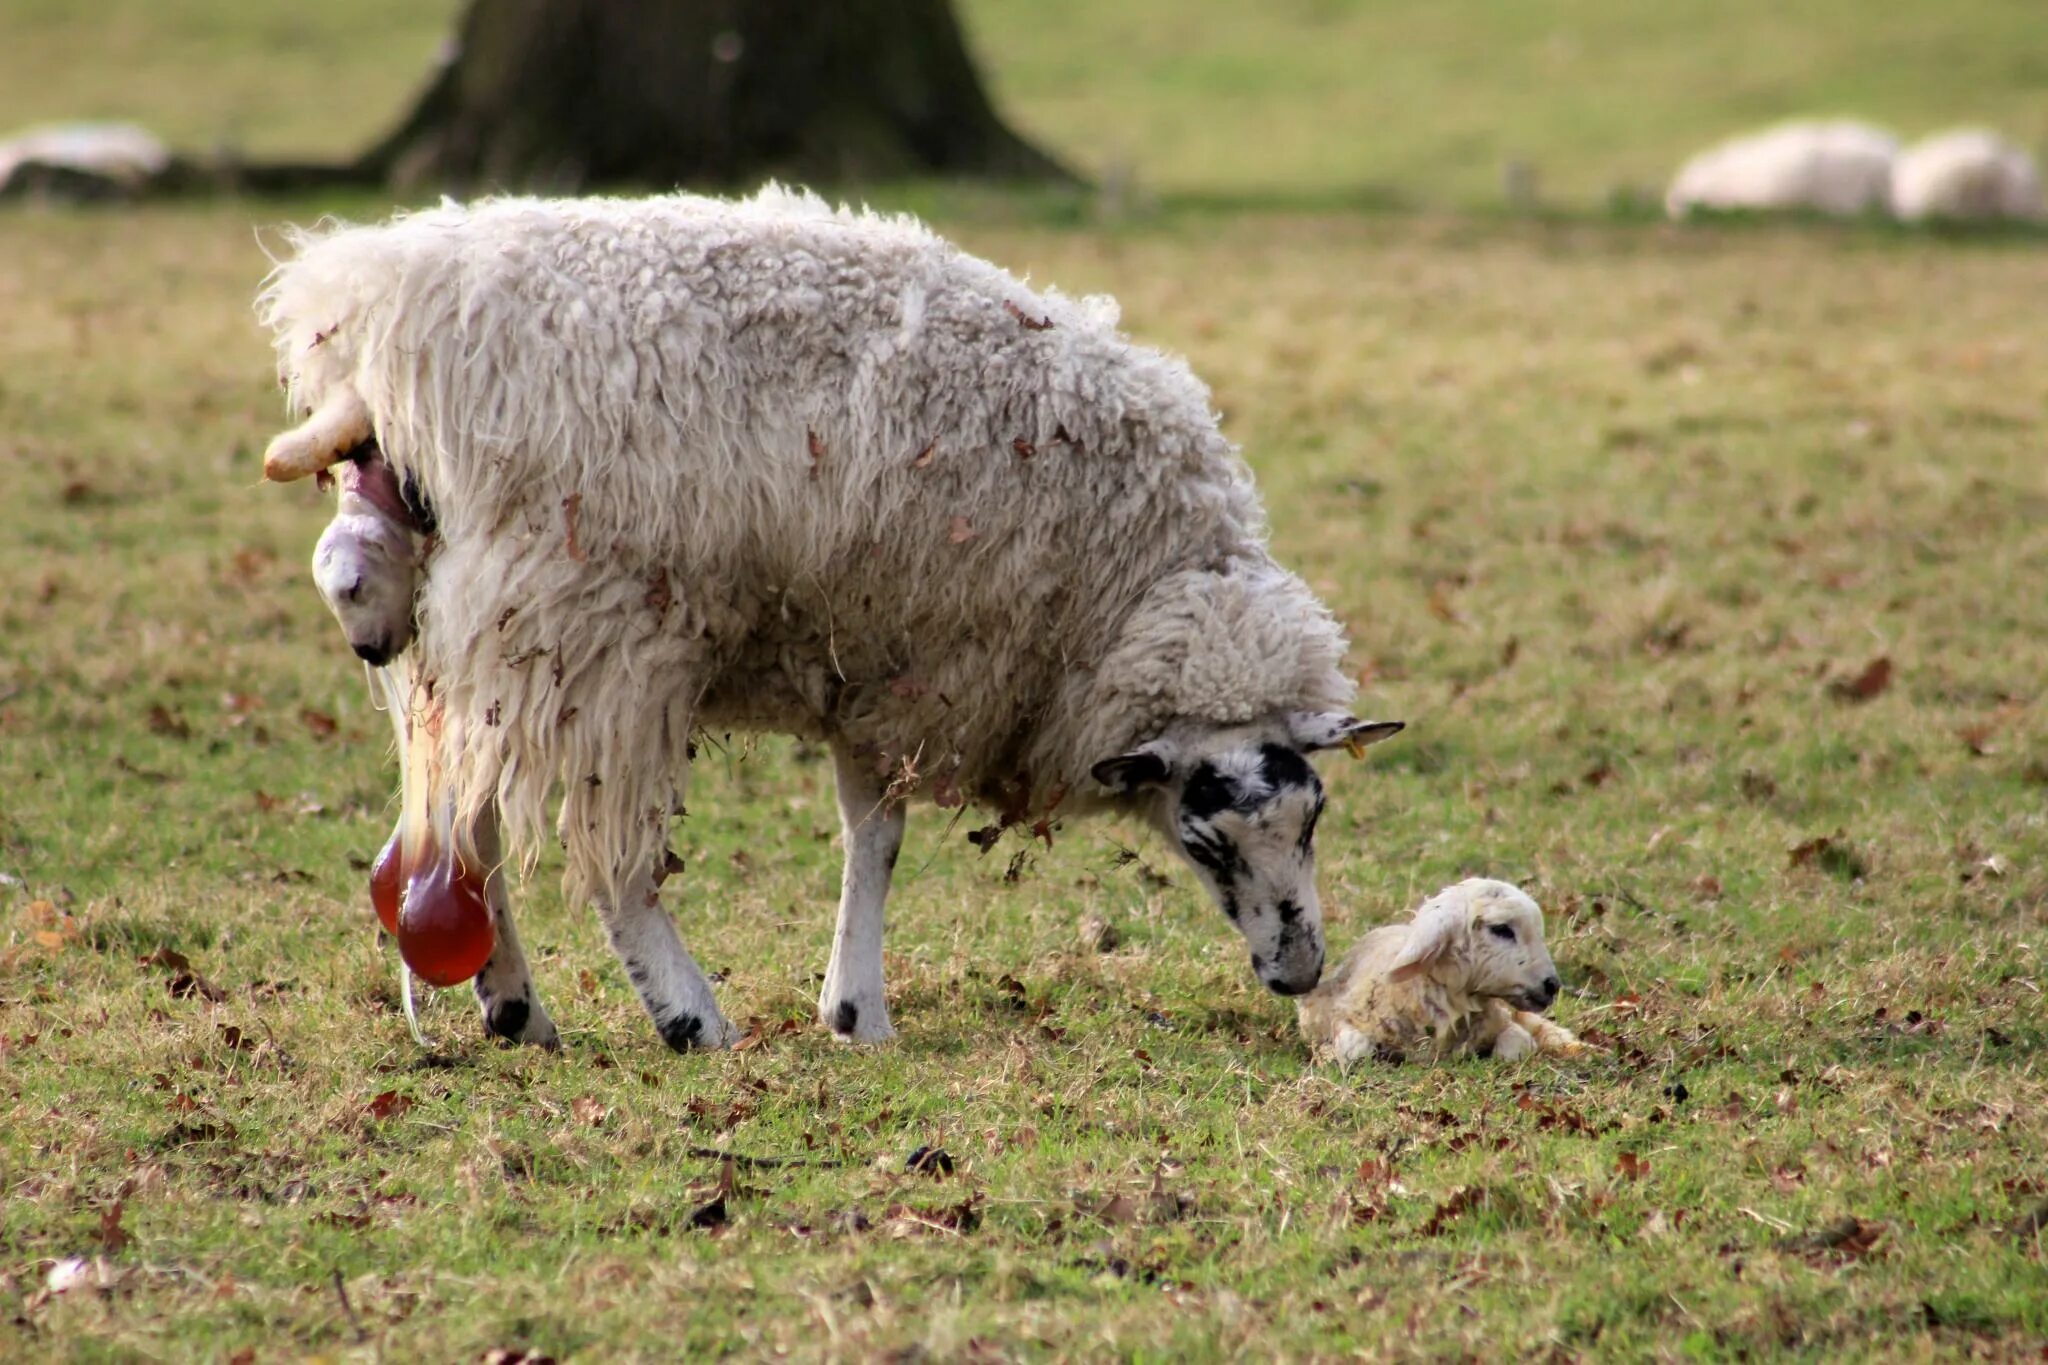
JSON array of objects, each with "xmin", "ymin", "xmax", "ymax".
[{"xmin": 1298, "ymin": 878, "xmax": 1584, "ymax": 1066}]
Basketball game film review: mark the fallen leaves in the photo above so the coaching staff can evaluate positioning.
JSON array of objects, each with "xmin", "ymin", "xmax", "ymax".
[
  {"xmin": 366, "ymin": 1090, "xmax": 414, "ymax": 1122},
  {"xmin": 26, "ymin": 899, "xmax": 82, "ymax": 951},
  {"xmin": 140, "ymin": 947, "xmax": 228, "ymax": 1002},
  {"xmin": 145, "ymin": 704, "xmax": 191, "ymax": 739},
  {"xmin": 1788, "ymin": 830, "xmax": 1868, "ymax": 880},
  {"xmin": 904, "ymin": 1145, "xmax": 955, "ymax": 1177},
  {"xmin": 1773, "ymin": 1216, "xmax": 1886, "ymax": 1265},
  {"xmin": 1828, "ymin": 655, "xmax": 1892, "ymax": 703}
]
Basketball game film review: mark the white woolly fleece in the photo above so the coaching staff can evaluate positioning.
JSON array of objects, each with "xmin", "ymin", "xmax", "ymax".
[{"xmin": 259, "ymin": 186, "xmax": 1352, "ymax": 902}]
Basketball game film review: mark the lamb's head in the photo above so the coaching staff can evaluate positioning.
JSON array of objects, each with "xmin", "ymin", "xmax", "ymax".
[
  {"xmin": 310, "ymin": 450, "xmax": 423, "ymax": 666},
  {"xmin": 1092, "ymin": 712, "xmax": 1402, "ymax": 997},
  {"xmin": 1387, "ymin": 879, "xmax": 1560, "ymax": 1011}
]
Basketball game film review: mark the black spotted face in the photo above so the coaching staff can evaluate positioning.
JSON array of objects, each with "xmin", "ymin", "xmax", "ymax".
[
  {"xmin": 1171, "ymin": 739, "xmax": 1327, "ymax": 995},
  {"xmin": 1091, "ymin": 712, "xmax": 1401, "ymax": 998}
]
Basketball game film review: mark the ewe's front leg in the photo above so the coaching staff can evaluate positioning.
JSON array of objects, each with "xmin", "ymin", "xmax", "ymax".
[
  {"xmin": 601, "ymin": 863, "xmax": 739, "ymax": 1052},
  {"xmin": 819, "ymin": 744, "xmax": 905, "ymax": 1043},
  {"xmin": 467, "ymin": 802, "xmax": 560, "ymax": 1049}
]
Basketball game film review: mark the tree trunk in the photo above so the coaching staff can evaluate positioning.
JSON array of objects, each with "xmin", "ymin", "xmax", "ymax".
[{"xmin": 354, "ymin": 0, "xmax": 1075, "ymax": 192}]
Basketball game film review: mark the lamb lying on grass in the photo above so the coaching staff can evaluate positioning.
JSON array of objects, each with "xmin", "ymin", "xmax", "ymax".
[{"xmin": 1298, "ymin": 879, "xmax": 1584, "ymax": 1067}]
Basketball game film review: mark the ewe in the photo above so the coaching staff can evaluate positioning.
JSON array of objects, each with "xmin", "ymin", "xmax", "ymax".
[
  {"xmin": 260, "ymin": 187, "xmax": 1401, "ymax": 1051},
  {"xmin": 1890, "ymin": 129, "xmax": 2045, "ymax": 223},
  {"xmin": 1664, "ymin": 120, "xmax": 1898, "ymax": 219}
]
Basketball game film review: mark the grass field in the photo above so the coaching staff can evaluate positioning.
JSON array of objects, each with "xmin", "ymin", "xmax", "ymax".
[{"xmin": 4, "ymin": 4, "xmax": 2048, "ymax": 1362}]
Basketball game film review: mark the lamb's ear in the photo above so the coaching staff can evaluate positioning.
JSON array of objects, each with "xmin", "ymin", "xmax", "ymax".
[
  {"xmin": 1090, "ymin": 741, "xmax": 1178, "ymax": 794},
  {"xmin": 1386, "ymin": 898, "xmax": 1463, "ymax": 984},
  {"xmin": 1286, "ymin": 713, "xmax": 1405, "ymax": 754}
]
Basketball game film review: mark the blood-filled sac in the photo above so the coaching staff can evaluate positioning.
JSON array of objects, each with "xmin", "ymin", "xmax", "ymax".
[
  {"xmin": 368, "ymin": 822, "xmax": 496, "ymax": 987},
  {"xmin": 369, "ymin": 828, "xmax": 404, "ymax": 934}
]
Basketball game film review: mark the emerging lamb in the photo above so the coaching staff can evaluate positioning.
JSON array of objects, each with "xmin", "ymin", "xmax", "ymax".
[
  {"xmin": 1664, "ymin": 120, "xmax": 1899, "ymax": 219},
  {"xmin": 258, "ymin": 187, "xmax": 1402, "ymax": 1052},
  {"xmin": 1297, "ymin": 879, "xmax": 1584, "ymax": 1066}
]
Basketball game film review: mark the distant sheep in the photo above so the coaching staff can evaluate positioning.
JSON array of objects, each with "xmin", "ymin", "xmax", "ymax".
[
  {"xmin": 1297, "ymin": 879, "xmax": 1583, "ymax": 1066},
  {"xmin": 1665, "ymin": 120, "xmax": 1898, "ymax": 219},
  {"xmin": 259, "ymin": 187, "xmax": 1403, "ymax": 1053},
  {"xmin": 1891, "ymin": 129, "xmax": 2045, "ymax": 223},
  {"xmin": 0, "ymin": 122, "xmax": 168, "ymax": 197}
]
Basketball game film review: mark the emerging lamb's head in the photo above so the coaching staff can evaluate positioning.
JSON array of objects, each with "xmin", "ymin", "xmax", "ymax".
[
  {"xmin": 1092, "ymin": 712, "xmax": 1403, "ymax": 996},
  {"xmin": 1387, "ymin": 878, "xmax": 1560, "ymax": 1011},
  {"xmin": 311, "ymin": 451, "xmax": 421, "ymax": 666}
]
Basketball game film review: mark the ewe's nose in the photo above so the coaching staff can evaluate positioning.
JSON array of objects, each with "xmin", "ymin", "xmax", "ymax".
[
  {"xmin": 352, "ymin": 639, "xmax": 394, "ymax": 666},
  {"xmin": 1540, "ymin": 975, "xmax": 1561, "ymax": 1006},
  {"xmin": 1261, "ymin": 947, "xmax": 1324, "ymax": 997}
]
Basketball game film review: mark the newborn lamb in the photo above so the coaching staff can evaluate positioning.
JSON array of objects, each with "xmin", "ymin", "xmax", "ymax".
[{"xmin": 1298, "ymin": 879, "xmax": 1584, "ymax": 1066}]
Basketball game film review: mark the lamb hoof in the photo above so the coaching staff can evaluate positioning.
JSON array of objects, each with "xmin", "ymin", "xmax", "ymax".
[{"xmin": 821, "ymin": 997, "xmax": 896, "ymax": 1044}]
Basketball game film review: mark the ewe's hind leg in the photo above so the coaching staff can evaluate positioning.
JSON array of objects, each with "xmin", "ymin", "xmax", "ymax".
[
  {"xmin": 601, "ymin": 863, "xmax": 739, "ymax": 1052},
  {"xmin": 819, "ymin": 744, "xmax": 905, "ymax": 1043},
  {"xmin": 468, "ymin": 803, "xmax": 559, "ymax": 1049}
]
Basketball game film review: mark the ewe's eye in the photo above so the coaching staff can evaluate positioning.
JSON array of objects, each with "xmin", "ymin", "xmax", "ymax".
[{"xmin": 1488, "ymin": 923, "xmax": 1516, "ymax": 942}]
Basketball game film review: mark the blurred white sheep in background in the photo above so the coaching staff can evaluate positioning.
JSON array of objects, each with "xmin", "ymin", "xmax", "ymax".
[
  {"xmin": 1890, "ymin": 129, "xmax": 2045, "ymax": 223},
  {"xmin": 1665, "ymin": 120, "xmax": 1898, "ymax": 219}
]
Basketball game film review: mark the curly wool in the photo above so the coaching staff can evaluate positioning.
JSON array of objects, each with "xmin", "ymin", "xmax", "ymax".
[{"xmin": 259, "ymin": 187, "xmax": 1351, "ymax": 902}]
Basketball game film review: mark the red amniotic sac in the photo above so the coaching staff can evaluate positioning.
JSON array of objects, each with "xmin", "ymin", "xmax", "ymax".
[
  {"xmin": 369, "ymin": 828, "xmax": 404, "ymax": 934},
  {"xmin": 367, "ymin": 824, "xmax": 496, "ymax": 987}
]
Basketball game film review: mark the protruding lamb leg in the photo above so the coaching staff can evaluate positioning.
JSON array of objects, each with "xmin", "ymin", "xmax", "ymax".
[
  {"xmin": 265, "ymin": 384, "xmax": 371, "ymax": 482},
  {"xmin": 467, "ymin": 801, "xmax": 560, "ymax": 1049},
  {"xmin": 818, "ymin": 744, "xmax": 906, "ymax": 1043}
]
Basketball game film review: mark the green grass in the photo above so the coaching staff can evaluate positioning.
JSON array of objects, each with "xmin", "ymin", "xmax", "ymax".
[{"xmin": 4, "ymin": 4, "xmax": 2048, "ymax": 1361}]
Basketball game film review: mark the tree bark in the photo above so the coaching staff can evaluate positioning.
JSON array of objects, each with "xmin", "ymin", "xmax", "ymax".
[{"xmin": 353, "ymin": 0, "xmax": 1075, "ymax": 191}]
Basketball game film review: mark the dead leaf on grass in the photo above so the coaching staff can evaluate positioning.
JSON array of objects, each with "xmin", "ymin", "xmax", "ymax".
[
  {"xmin": 366, "ymin": 1091, "xmax": 414, "ymax": 1122},
  {"xmin": 1773, "ymin": 1215, "xmax": 1885, "ymax": 1264},
  {"xmin": 1788, "ymin": 831, "xmax": 1867, "ymax": 880},
  {"xmin": 98, "ymin": 1201, "xmax": 129, "ymax": 1254},
  {"xmin": 1828, "ymin": 656, "xmax": 1892, "ymax": 703}
]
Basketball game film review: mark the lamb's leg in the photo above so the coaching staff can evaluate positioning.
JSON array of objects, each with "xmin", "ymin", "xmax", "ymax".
[
  {"xmin": 468, "ymin": 802, "xmax": 559, "ymax": 1049},
  {"xmin": 818, "ymin": 744, "xmax": 905, "ymax": 1043},
  {"xmin": 1475, "ymin": 999, "xmax": 1537, "ymax": 1061},
  {"xmin": 1512, "ymin": 1009, "xmax": 1588, "ymax": 1057},
  {"xmin": 598, "ymin": 861, "xmax": 739, "ymax": 1052}
]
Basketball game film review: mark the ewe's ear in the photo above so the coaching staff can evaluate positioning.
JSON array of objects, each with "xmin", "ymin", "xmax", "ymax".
[
  {"xmin": 1090, "ymin": 741, "xmax": 1178, "ymax": 794},
  {"xmin": 1286, "ymin": 713, "xmax": 1405, "ymax": 754},
  {"xmin": 1386, "ymin": 897, "xmax": 1464, "ymax": 984}
]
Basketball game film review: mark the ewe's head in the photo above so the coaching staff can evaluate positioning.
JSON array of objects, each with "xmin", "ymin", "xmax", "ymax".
[
  {"xmin": 1092, "ymin": 712, "xmax": 1402, "ymax": 997},
  {"xmin": 1387, "ymin": 879, "xmax": 1559, "ymax": 1011},
  {"xmin": 311, "ymin": 453, "xmax": 421, "ymax": 666}
]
